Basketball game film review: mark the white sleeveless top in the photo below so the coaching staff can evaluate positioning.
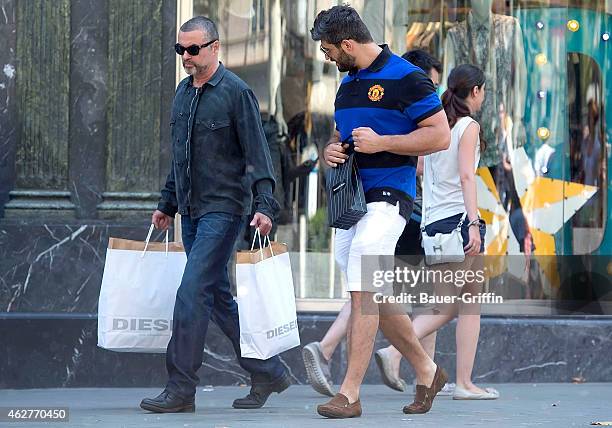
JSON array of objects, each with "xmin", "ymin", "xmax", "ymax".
[{"xmin": 422, "ymin": 116, "xmax": 480, "ymax": 226}]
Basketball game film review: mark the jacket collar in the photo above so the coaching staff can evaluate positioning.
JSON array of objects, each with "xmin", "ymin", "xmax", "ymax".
[{"xmin": 188, "ymin": 62, "xmax": 226, "ymax": 87}]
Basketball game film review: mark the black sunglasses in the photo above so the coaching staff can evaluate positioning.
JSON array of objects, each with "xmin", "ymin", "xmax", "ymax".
[{"xmin": 175, "ymin": 39, "xmax": 217, "ymax": 56}]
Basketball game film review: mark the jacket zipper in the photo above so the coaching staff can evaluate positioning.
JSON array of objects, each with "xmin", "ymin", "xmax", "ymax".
[{"xmin": 185, "ymin": 87, "xmax": 200, "ymax": 211}]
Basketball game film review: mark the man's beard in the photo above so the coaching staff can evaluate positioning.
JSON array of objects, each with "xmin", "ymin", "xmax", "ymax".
[
  {"xmin": 183, "ymin": 61, "xmax": 207, "ymax": 76},
  {"xmin": 335, "ymin": 50, "xmax": 357, "ymax": 73}
]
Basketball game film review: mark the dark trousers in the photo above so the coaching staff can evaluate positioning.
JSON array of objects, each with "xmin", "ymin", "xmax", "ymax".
[{"xmin": 165, "ymin": 212, "xmax": 285, "ymax": 399}]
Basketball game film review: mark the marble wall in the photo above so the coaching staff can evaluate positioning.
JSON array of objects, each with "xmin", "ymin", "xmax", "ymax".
[
  {"xmin": 1, "ymin": 221, "xmax": 611, "ymax": 388},
  {"xmin": 1, "ymin": 314, "xmax": 611, "ymax": 389},
  {"xmin": 0, "ymin": 220, "xmax": 158, "ymax": 313}
]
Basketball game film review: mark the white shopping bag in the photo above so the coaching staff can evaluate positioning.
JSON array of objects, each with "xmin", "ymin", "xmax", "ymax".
[
  {"xmin": 97, "ymin": 225, "xmax": 187, "ymax": 353},
  {"xmin": 235, "ymin": 230, "xmax": 300, "ymax": 360}
]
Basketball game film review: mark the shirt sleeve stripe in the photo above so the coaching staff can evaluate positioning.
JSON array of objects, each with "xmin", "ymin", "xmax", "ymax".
[{"xmin": 404, "ymin": 93, "xmax": 443, "ymax": 123}]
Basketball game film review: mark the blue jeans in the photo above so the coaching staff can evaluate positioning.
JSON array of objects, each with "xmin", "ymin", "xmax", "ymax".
[{"xmin": 165, "ymin": 213, "xmax": 285, "ymax": 399}]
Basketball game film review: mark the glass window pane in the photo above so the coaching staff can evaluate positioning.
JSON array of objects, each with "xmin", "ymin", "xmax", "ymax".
[
  {"xmin": 185, "ymin": 1, "xmax": 611, "ymax": 312},
  {"xmin": 568, "ymin": 53, "xmax": 606, "ymax": 253}
]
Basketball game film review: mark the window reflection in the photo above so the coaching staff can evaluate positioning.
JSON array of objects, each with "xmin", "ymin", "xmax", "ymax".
[
  {"xmin": 188, "ymin": 1, "xmax": 611, "ymax": 306},
  {"xmin": 568, "ymin": 53, "xmax": 606, "ymax": 253}
]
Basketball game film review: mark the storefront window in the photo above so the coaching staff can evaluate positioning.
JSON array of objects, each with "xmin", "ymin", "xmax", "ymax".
[
  {"xmin": 568, "ymin": 53, "xmax": 606, "ymax": 253},
  {"xmin": 187, "ymin": 1, "xmax": 611, "ymax": 312}
]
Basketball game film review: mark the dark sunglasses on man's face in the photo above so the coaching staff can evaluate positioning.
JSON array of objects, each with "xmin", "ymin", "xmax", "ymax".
[{"xmin": 174, "ymin": 39, "xmax": 217, "ymax": 56}]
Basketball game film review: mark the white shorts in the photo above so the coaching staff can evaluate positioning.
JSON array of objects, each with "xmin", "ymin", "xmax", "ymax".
[{"xmin": 335, "ymin": 201, "xmax": 406, "ymax": 292}]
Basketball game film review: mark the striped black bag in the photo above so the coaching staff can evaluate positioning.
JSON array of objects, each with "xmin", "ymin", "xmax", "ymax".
[{"xmin": 325, "ymin": 143, "xmax": 367, "ymax": 229}]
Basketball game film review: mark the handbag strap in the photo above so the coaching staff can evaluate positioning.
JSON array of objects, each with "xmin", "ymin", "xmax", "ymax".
[
  {"xmin": 420, "ymin": 186, "xmax": 427, "ymax": 231},
  {"xmin": 342, "ymin": 136, "xmax": 355, "ymax": 155},
  {"xmin": 456, "ymin": 212, "xmax": 468, "ymax": 230},
  {"xmin": 421, "ymin": 211, "xmax": 468, "ymax": 233},
  {"xmin": 420, "ymin": 205, "xmax": 426, "ymax": 232},
  {"xmin": 420, "ymin": 161, "xmax": 428, "ymax": 231},
  {"xmin": 420, "ymin": 152, "xmax": 468, "ymax": 232}
]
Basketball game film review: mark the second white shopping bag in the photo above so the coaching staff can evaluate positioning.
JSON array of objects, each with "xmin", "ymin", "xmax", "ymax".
[{"xmin": 235, "ymin": 229, "xmax": 300, "ymax": 360}]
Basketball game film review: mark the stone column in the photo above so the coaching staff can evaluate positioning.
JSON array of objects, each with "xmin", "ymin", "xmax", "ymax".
[
  {"xmin": 68, "ymin": 0, "xmax": 109, "ymax": 219},
  {"xmin": 0, "ymin": 0, "xmax": 18, "ymax": 218}
]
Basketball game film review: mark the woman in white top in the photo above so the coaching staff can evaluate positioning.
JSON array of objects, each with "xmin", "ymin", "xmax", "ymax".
[
  {"xmin": 415, "ymin": 64, "xmax": 499, "ymax": 400},
  {"xmin": 422, "ymin": 64, "xmax": 485, "ymax": 254}
]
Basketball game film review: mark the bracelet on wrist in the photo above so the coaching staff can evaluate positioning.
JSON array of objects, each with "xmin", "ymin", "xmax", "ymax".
[{"xmin": 467, "ymin": 218, "xmax": 483, "ymax": 228}]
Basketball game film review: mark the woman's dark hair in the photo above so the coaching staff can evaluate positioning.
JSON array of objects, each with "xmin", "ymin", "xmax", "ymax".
[
  {"xmin": 441, "ymin": 64, "xmax": 486, "ymax": 152},
  {"xmin": 310, "ymin": 5, "xmax": 373, "ymax": 45}
]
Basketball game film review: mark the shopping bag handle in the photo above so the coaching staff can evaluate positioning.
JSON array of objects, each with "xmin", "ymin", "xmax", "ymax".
[
  {"xmin": 250, "ymin": 228, "xmax": 275, "ymax": 261},
  {"xmin": 142, "ymin": 224, "xmax": 169, "ymax": 258},
  {"xmin": 265, "ymin": 235, "xmax": 275, "ymax": 257}
]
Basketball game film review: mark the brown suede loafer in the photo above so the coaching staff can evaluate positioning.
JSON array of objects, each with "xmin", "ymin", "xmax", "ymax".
[
  {"xmin": 317, "ymin": 393, "xmax": 362, "ymax": 418},
  {"xmin": 403, "ymin": 365, "xmax": 448, "ymax": 414}
]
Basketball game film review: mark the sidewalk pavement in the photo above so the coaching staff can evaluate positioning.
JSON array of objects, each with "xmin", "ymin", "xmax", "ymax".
[{"xmin": 1, "ymin": 384, "xmax": 610, "ymax": 427}]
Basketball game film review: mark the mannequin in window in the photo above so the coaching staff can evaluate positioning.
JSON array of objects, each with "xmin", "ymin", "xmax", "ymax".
[{"xmin": 443, "ymin": 0, "xmax": 533, "ymax": 254}]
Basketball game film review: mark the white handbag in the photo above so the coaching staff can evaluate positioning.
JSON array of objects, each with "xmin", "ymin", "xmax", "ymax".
[{"xmin": 420, "ymin": 213, "xmax": 466, "ymax": 265}]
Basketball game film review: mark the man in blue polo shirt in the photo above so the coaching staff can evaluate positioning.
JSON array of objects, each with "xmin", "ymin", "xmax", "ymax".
[{"xmin": 311, "ymin": 5, "xmax": 451, "ymax": 419}]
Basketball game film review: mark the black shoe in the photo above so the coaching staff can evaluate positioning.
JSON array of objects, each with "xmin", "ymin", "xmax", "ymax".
[
  {"xmin": 232, "ymin": 374, "xmax": 291, "ymax": 409},
  {"xmin": 140, "ymin": 390, "xmax": 195, "ymax": 413}
]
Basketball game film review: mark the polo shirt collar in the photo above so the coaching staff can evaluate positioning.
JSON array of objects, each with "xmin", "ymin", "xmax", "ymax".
[{"xmin": 349, "ymin": 44, "xmax": 392, "ymax": 76}]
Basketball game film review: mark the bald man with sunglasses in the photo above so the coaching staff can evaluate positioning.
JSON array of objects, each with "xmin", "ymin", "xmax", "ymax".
[{"xmin": 140, "ymin": 16, "xmax": 290, "ymax": 414}]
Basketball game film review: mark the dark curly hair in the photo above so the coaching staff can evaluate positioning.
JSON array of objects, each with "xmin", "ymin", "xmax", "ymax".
[{"xmin": 310, "ymin": 5, "xmax": 373, "ymax": 45}]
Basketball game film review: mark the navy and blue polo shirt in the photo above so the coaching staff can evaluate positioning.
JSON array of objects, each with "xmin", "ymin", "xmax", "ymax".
[{"xmin": 334, "ymin": 44, "xmax": 442, "ymax": 220}]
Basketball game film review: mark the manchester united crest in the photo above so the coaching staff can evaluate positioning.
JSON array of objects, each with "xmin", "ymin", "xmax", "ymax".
[{"xmin": 368, "ymin": 84, "xmax": 384, "ymax": 102}]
